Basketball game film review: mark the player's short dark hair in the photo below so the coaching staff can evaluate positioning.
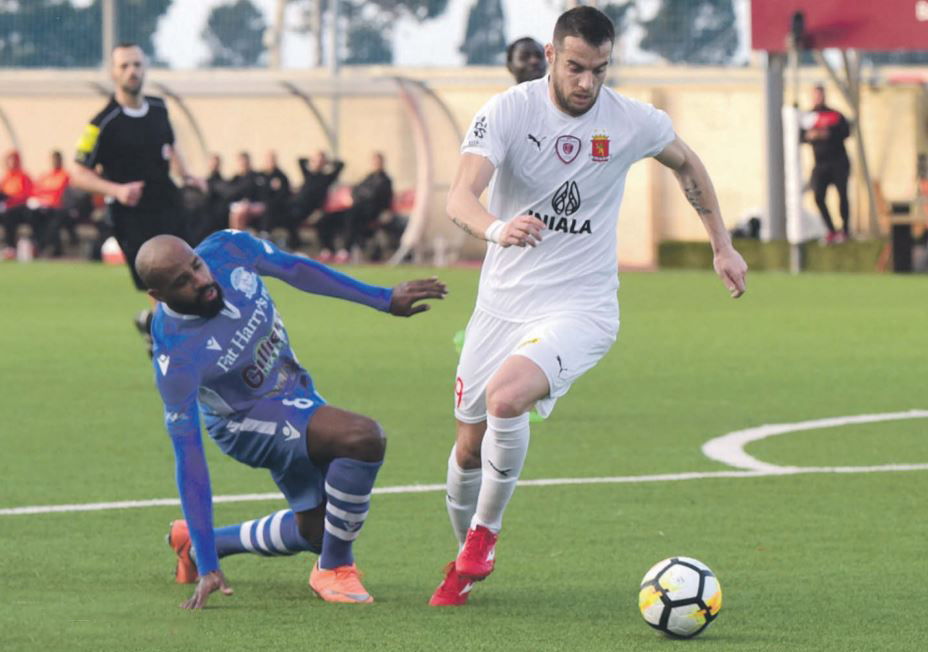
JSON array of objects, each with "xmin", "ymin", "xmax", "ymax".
[
  {"xmin": 112, "ymin": 41, "xmax": 142, "ymax": 53},
  {"xmin": 553, "ymin": 6, "xmax": 615, "ymax": 49},
  {"xmin": 506, "ymin": 37, "xmax": 541, "ymax": 64}
]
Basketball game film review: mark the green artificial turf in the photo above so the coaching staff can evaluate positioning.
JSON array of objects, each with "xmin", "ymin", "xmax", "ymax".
[{"xmin": 1, "ymin": 262, "xmax": 925, "ymax": 651}]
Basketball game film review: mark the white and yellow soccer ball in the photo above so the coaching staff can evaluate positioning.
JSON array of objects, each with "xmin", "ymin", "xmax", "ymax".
[{"xmin": 638, "ymin": 556, "xmax": 722, "ymax": 638}]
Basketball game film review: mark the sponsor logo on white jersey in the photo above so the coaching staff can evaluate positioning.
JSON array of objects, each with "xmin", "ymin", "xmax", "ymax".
[
  {"xmin": 157, "ymin": 354, "xmax": 170, "ymax": 375},
  {"xmin": 230, "ymin": 267, "xmax": 258, "ymax": 299},
  {"xmin": 206, "ymin": 337, "xmax": 222, "ymax": 351}
]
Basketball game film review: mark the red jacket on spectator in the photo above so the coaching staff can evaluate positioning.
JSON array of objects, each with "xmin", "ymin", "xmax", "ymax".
[
  {"xmin": 32, "ymin": 167, "xmax": 70, "ymax": 209},
  {"xmin": 1, "ymin": 150, "xmax": 33, "ymax": 209}
]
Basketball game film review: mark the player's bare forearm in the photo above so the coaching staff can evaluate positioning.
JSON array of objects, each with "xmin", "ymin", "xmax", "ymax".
[
  {"xmin": 656, "ymin": 136, "xmax": 747, "ymax": 298},
  {"xmin": 70, "ymin": 164, "xmax": 122, "ymax": 198},
  {"xmin": 446, "ymin": 153, "xmax": 498, "ymax": 241},
  {"xmin": 655, "ymin": 137, "xmax": 730, "ymax": 254},
  {"xmin": 446, "ymin": 153, "xmax": 544, "ymax": 248}
]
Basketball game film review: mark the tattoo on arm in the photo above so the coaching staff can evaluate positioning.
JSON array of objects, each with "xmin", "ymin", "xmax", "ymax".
[
  {"xmin": 451, "ymin": 216, "xmax": 485, "ymax": 240},
  {"xmin": 683, "ymin": 181, "xmax": 712, "ymax": 216}
]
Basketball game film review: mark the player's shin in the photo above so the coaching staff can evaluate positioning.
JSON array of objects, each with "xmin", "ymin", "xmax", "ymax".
[
  {"xmin": 472, "ymin": 413, "xmax": 531, "ymax": 532},
  {"xmin": 214, "ymin": 509, "xmax": 320, "ymax": 557},
  {"xmin": 445, "ymin": 444, "xmax": 482, "ymax": 548},
  {"xmin": 319, "ymin": 458, "xmax": 382, "ymax": 569}
]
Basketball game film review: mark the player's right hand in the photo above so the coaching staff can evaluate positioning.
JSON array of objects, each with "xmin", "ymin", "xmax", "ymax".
[
  {"xmin": 180, "ymin": 570, "xmax": 233, "ymax": 610},
  {"xmin": 117, "ymin": 181, "xmax": 145, "ymax": 207},
  {"xmin": 500, "ymin": 214, "xmax": 545, "ymax": 248}
]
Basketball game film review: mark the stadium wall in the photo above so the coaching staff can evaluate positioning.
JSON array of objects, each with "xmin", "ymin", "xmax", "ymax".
[{"xmin": 0, "ymin": 66, "xmax": 920, "ymax": 267}]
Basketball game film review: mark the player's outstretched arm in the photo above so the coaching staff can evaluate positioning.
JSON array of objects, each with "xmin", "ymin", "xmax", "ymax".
[
  {"xmin": 655, "ymin": 137, "xmax": 747, "ymax": 299},
  {"xmin": 156, "ymin": 360, "xmax": 228, "ymax": 607},
  {"xmin": 446, "ymin": 153, "xmax": 544, "ymax": 248},
  {"xmin": 388, "ymin": 277, "xmax": 448, "ymax": 317}
]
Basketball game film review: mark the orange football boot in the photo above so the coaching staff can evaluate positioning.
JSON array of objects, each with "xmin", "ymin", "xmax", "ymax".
[
  {"xmin": 309, "ymin": 562, "xmax": 374, "ymax": 603},
  {"xmin": 166, "ymin": 520, "xmax": 199, "ymax": 584}
]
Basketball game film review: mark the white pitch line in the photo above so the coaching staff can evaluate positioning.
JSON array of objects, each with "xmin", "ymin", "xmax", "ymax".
[
  {"xmin": 3, "ymin": 464, "xmax": 928, "ymax": 517},
  {"xmin": 701, "ymin": 409, "xmax": 928, "ymax": 472}
]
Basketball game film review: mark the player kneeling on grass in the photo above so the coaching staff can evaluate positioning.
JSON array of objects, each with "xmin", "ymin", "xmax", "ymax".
[
  {"xmin": 136, "ymin": 231, "xmax": 446, "ymax": 608},
  {"xmin": 429, "ymin": 6, "xmax": 747, "ymax": 606}
]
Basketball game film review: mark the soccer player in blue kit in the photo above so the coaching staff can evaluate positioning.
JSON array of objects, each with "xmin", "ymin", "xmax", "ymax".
[{"xmin": 134, "ymin": 231, "xmax": 446, "ymax": 608}]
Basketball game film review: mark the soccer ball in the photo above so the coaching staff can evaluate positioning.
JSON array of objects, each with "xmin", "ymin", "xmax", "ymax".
[{"xmin": 638, "ymin": 556, "xmax": 722, "ymax": 638}]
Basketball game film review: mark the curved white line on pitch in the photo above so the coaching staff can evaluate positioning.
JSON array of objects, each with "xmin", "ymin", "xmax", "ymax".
[{"xmin": 701, "ymin": 409, "xmax": 928, "ymax": 472}]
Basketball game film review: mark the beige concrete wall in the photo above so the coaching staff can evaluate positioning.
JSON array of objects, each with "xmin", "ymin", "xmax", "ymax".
[{"xmin": 1, "ymin": 66, "xmax": 923, "ymax": 266}]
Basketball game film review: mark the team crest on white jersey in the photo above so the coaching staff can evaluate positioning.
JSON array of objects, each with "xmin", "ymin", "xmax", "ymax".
[
  {"xmin": 591, "ymin": 131, "xmax": 610, "ymax": 162},
  {"xmin": 555, "ymin": 135, "xmax": 581, "ymax": 164},
  {"xmin": 230, "ymin": 267, "xmax": 258, "ymax": 299}
]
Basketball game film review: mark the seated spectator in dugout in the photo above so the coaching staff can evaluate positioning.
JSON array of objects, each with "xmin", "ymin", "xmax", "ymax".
[
  {"xmin": 259, "ymin": 150, "xmax": 292, "ymax": 237},
  {"xmin": 185, "ymin": 153, "xmax": 233, "ymax": 246},
  {"xmin": 333, "ymin": 151, "xmax": 393, "ymax": 264},
  {"xmin": 1, "ymin": 150, "xmax": 34, "ymax": 258},
  {"xmin": 28, "ymin": 150, "xmax": 73, "ymax": 257},
  {"xmin": 294, "ymin": 151, "xmax": 345, "ymax": 253},
  {"xmin": 227, "ymin": 151, "xmax": 267, "ymax": 232}
]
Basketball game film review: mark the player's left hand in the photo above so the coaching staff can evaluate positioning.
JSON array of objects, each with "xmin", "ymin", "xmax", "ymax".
[
  {"xmin": 713, "ymin": 246, "xmax": 747, "ymax": 299},
  {"xmin": 180, "ymin": 570, "xmax": 234, "ymax": 610},
  {"xmin": 389, "ymin": 277, "xmax": 448, "ymax": 317}
]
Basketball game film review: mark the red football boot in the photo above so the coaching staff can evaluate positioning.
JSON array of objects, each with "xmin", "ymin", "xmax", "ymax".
[
  {"xmin": 455, "ymin": 525, "xmax": 498, "ymax": 580},
  {"xmin": 429, "ymin": 562, "xmax": 475, "ymax": 606}
]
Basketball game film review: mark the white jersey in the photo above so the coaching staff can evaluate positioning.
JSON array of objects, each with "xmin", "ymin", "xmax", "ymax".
[{"xmin": 461, "ymin": 77, "xmax": 675, "ymax": 322}]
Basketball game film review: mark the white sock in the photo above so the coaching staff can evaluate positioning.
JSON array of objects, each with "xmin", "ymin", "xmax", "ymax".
[
  {"xmin": 445, "ymin": 445, "xmax": 482, "ymax": 549},
  {"xmin": 473, "ymin": 413, "xmax": 530, "ymax": 533}
]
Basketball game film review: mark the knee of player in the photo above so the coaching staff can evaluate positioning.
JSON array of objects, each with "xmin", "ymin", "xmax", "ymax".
[
  {"xmin": 485, "ymin": 387, "xmax": 528, "ymax": 419},
  {"xmin": 350, "ymin": 415, "xmax": 386, "ymax": 462},
  {"xmin": 455, "ymin": 444, "xmax": 481, "ymax": 469}
]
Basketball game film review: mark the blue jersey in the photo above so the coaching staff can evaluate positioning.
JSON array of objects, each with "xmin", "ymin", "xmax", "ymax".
[{"xmin": 151, "ymin": 230, "xmax": 392, "ymax": 573}]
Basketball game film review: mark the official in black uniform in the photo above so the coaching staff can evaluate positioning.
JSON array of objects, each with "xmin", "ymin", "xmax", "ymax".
[
  {"xmin": 801, "ymin": 84, "xmax": 851, "ymax": 243},
  {"xmin": 71, "ymin": 43, "xmax": 203, "ymax": 350}
]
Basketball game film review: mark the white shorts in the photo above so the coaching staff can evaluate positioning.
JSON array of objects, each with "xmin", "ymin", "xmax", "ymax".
[{"xmin": 454, "ymin": 308, "xmax": 618, "ymax": 423}]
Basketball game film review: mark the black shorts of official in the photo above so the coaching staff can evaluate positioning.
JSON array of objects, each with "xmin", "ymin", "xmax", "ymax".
[{"xmin": 110, "ymin": 201, "xmax": 188, "ymax": 290}]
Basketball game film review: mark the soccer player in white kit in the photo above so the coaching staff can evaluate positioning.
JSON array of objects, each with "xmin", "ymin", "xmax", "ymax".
[{"xmin": 428, "ymin": 6, "xmax": 748, "ymax": 606}]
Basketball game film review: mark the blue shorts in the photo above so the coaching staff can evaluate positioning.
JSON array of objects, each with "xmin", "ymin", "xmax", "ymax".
[{"xmin": 207, "ymin": 374, "xmax": 327, "ymax": 512}]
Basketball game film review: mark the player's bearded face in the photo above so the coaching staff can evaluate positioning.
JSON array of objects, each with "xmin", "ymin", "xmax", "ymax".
[
  {"xmin": 185, "ymin": 282, "xmax": 224, "ymax": 319},
  {"xmin": 162, "ymin": 259, "xmax": 225, "ymax": 318},
  {"xmin": 548, "ymin": 37, "xmax": 611, "ymax": 117}
]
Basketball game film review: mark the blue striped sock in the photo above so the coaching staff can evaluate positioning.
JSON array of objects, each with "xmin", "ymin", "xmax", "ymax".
[
  {"xmin": 319, "ymin": 458, "xmax": 382, "ymax": 570},
  {"xmin": 214, "ymin": 509, "xmax": 320, "ymax": 558}
]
